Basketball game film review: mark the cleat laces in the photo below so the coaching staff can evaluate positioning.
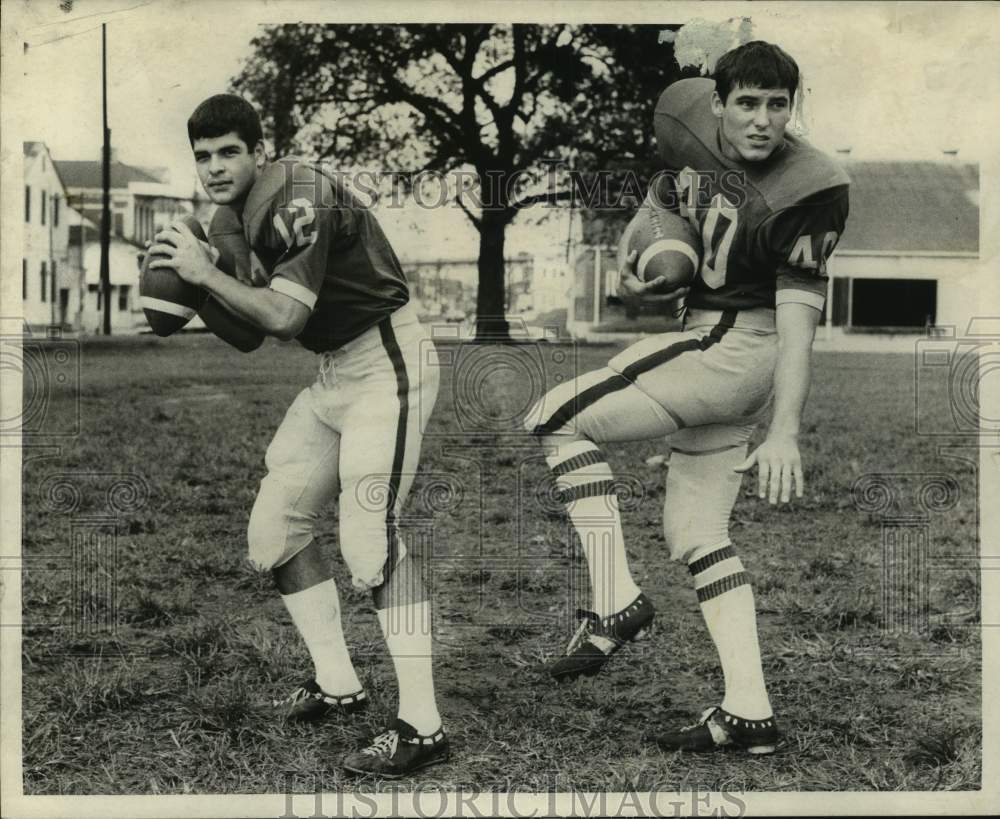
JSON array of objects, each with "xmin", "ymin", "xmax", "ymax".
[
  {"xmin": 682, "ymin": 707, "xmax": 719, "ymax": 732},
  {"xmin": 564, "ymin": 609, "xmax": 616, "ymax": 655},
  {"xmin": 274, "ymin": 685, "xmax": 313, "ymax": 707},
  {"xmin": 363, "ymin": 729, "xmax": 399, "ymax": 758},
  {"xmin": 681, "ymin": 707, "xmax": 730, "ymax": 745}
]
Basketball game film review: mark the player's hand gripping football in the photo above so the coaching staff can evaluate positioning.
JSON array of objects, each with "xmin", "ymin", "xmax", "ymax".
[
  {"xmin": 618, "ymin": 250, "xmax": 691, "ymax": 318},
  {"xmin": 148, "ymin": 221, "xmax": 216, "ymax": 287},
  {"xmin": 734, "ymin": 434, "xmax": 803, "ymax": 505}
]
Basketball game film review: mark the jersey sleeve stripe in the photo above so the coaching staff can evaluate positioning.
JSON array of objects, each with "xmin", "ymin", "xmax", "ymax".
[
  {"xmin": 775, "ymin": 289, "xmax": 825, "ymax": 310},
  {"xmin": 270, "ymin": 277, "xmax": 318, "ymax": 310}
]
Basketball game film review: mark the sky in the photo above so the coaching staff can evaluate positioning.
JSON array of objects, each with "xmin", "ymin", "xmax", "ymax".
[{"xmin": 10, "ymin": 1, "xmax": 999, "ymax": 260}]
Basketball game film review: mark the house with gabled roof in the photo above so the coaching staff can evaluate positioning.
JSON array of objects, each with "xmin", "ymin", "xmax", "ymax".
[
  {"xmin": 54, "ymin": 155, "xmax": 200, "ymax": 333},
  {"xmin": 827, "ymin": 160, "xmax": 979, "ymax": 331}
]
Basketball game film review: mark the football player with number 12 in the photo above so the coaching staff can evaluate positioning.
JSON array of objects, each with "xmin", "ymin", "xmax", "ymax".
[
  {"xmin": 528, "ymin": 41, "xmax": 849, "ymax": 754},
  {"xmin": 148, "ymin": 95, "xmax": 449, "ymax": 778}
]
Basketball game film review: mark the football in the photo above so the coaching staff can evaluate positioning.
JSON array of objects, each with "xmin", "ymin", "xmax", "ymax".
[
  {"xmin": 624, "ymin": 203, "xmax": 702, "ymax": 286},
  {"xmin": 139, "ymin": 214, "xmax": 209, "ymax": 337}
]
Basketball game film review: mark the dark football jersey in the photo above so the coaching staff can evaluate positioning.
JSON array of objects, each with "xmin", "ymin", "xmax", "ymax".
[
  {"xmin": 652, "ymin": 78, "xmax": 850, "ymax": 312},
  {"xmin": 241, "ymin": 158, "xmax": 409, "ymax": 351},
  {"xmin": 207, "ymin": 205, "xmax": 254, "ymax": 283}
]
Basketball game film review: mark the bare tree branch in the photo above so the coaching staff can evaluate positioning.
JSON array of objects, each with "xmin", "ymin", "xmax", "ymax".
[
  {"xmin": 476, "ymin": 58, "xmax": 516, "ymax": 87},
  {"xmin": 455, "ymin": 194, "xmax": 483, "ymax": 229},
  {"xmin": 510, "ymin": 188, "xmax": 575, "ymax": 210}
]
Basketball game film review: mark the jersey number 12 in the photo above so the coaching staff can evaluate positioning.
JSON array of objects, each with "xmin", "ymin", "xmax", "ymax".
[{"xmin": 274, "ymin": 198, "xmax": 318, "ymax": 249}]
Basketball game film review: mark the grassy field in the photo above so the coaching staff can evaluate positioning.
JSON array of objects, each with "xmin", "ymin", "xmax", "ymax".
[{"xmin": 19, "ymin": 330, "xmax": 980, "ymax": 794}]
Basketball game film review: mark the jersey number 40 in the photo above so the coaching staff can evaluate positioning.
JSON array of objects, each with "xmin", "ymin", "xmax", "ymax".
[
  {"xmin": 786, "ymin": 231, "xmax": 839, "ymax": 275},
  {"xmin": 675, "ymin": 169, "xmax": 737, "ymax": 289}
]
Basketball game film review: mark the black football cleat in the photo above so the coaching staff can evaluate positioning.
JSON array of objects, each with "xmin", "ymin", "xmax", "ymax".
[
  {"xmin": 549, "ymin": 592, "xmax": 655, "ymax": 682},
  {"xmin": 655, "ymin": 706, "xmax": 779, "ymax": 755},
  {"xmin": 342, "ymin": 719, "xmax": 450, "ymax": 779},
  {"xmin": 273, "ymin": 679, "xmax": 368, "ymax": 723}
]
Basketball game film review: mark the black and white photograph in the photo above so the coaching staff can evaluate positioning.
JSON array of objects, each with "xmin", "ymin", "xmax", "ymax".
[{"xmin": 2, "ymin": 1, "xmax": 998, "ymax": 816}]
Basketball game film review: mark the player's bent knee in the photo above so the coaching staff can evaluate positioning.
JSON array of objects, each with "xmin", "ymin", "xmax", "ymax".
[
  {"xmin": 372, "ymin": 551, "xmax": 428, "ymax": 610},
  {"xmin": 339, "ymin": 513, "xmax": 392, "ymax": 590},
  {"xmin": 271, "ymin": 539, "xmax": 335, "ymax": 593},
  {"xmin": 247, "ymin": 476, "xmax": 317, "ymax": 571},
  {"xmin": 662, "ymin": 510, "xmax": 713, "ymax": 564}
]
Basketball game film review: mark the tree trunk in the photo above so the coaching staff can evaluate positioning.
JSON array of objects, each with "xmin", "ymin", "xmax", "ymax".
[{"xmin": 474, "ymin": 210, "xmax": 511, "ymax": 341}]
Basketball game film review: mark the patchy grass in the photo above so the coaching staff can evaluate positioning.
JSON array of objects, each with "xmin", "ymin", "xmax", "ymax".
[{"xmin": 20, "ymin": 332, "xmax": 980, "ymax": 794}]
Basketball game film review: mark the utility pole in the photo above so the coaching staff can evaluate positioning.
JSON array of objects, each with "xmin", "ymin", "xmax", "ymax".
[
  {"xmin": 99, "ymin": 22, "xmax": 112, "ymax": 335},
  {"xmin": 48, "ymin": 193, "xmax": 56, "ymax": 327}
]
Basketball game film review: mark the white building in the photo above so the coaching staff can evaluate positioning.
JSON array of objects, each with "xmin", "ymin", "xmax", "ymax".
[
  {"xmin": 826, "ymin": 160, "xmax": 979, "ymax": 331},
  {"xmin": 55, "ymin": 157, "xmax": 199, "ymax": 334},
  {"xmin": 76, "ymin": 238, "xmax": 147, "ymax": 334},
  {"xmin": 22, "ymin": 142, "xmax": 78, "ymax": 329}
]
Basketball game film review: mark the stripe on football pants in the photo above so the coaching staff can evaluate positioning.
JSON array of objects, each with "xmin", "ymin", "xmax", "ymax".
[
  {"xmin": 371, "ymin": 316, "xmax": 423, "ymax": 610},
  {"xmin": 531, "ymin": 310, "xmax": 737, "ymax": 436},
  {"xmin": 380, "ymin": 318, "xmax": 410, "ymax": 526}
]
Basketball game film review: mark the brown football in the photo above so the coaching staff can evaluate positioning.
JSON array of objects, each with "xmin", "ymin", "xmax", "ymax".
[
  {"xmin": 625, "ymin": 203, "xmax": 701, "ymax": 286},
  {"xmin": 139, "ymin": 214, "xmax": 209, "ymax": 336}
]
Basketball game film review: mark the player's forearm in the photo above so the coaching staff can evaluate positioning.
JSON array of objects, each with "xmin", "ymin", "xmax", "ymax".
[
  {"xmin": 198, "ymin": 266, "xmax": 299, "ymax": 339},
  {"xmin": 768, "ymin": 303, "xmax": 821, "ymax": 438},
  {"xmin": 209, "ymin": 289, "xmax": 244, "ymax": 319},
  {"xmin": 769, "ymin": 343, "xmax": 812, "ymax": 438}
]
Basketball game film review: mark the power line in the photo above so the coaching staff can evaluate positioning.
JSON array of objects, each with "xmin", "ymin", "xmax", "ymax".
[
  {"xmin": 37, "ymin": 1, "xmax": 152, "ymax": 28},
  {"xmin": 24, "ymin": 21, "xmax": 105, "ymax": 50},
  {"xmin": 23, "ymin": 2, "xmax": 152, "ymax": 49}
]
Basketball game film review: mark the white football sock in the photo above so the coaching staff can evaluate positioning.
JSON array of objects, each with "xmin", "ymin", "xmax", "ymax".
[
  {"xmin": 378, "ymin": 601, "xmax": 441, "ymax": 735},
  {"xmin": 280, "ymin": 578, "xmax": 362, "ymax": 695},
  {"xmin": 547, "ymin": 439, "xmax": 641, "ymax": 617},
  {"xmin": 689, "ymin": 543, "xmax": 772, "ymax": 719}
]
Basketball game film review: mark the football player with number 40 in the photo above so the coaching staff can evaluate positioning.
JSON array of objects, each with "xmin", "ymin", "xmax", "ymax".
[
  {"xmin": 527, "ymin": 41, "xmax": 849, "ymax": 755},
  {"xmin": 148, "ymin": 95, "xmax": 449, "ymax": 778}
]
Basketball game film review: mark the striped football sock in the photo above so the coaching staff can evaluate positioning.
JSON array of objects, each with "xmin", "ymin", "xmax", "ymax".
[
  {"xmin": 547, "ymin": 440, "xmax": 641, "ymax": 618},
  {"xmin": 688, "ymin": 543, "xmax": 772, "ymax": 719}
]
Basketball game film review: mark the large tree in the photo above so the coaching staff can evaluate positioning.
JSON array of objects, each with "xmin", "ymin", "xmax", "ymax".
[{"xmin": 232, "ymin": 24, "xmax": 687, "ymax": 339}]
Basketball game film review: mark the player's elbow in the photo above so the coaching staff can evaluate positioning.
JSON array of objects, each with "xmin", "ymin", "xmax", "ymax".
[
  {"xmin": 264, "ymin": 296, "xmax": 310, "ymax": 342},
  {"xmin": 268, "ymin": 315, "xmax": 304, "ymax": 342},
  {"xmin": 775, "ymin": 301, "xmax": 821, "ymax": 348}
]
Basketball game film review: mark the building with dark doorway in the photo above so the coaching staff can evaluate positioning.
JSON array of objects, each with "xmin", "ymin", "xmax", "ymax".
[{"xmin": 827, "ymin": 160, "xmax": 979, "ymax": 332}]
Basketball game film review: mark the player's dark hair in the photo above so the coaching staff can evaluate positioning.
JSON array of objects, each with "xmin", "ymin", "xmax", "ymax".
[
  {"xmin": 187, "ymin": 94, "xmax": 263, "ymax": 150},
  {"xmin": 713, "ymin": 41, "xmax": 800, "ymax": 104}
]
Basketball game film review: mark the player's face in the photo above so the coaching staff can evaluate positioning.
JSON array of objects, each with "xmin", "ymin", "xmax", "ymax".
[
  {"xmin": 193, "ymin": 133, "xmax": 263, "ymax": 205},
  {"xmin": 712, "ymin": 86, "xmax": 792, "ymax": 163}
]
